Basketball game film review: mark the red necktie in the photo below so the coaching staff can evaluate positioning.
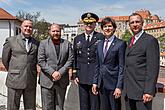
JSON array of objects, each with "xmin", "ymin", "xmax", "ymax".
[{"xmin": 129, "ymin": 36, "xmax": 135, "ymax": 48}]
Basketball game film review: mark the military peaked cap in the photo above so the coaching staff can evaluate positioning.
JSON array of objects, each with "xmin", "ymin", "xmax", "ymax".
[{"xmin": 81, "ymin": 12, "xmax": 99, "ymax": 23}]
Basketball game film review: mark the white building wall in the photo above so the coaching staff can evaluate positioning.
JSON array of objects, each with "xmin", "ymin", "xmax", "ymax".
[
  {"xmin": 160, "ymin": 56, "xmax": 165, "ymax": 66},
  {"xmin": 10, "ymin": 21, "xmax": 16, "ymax": 36},
  {"xmin": 0, "ymin": 20, "xmax": 20, "ymax": 58},
  {"xmin": 0, "ymin": 21, "xmax": 10, "ymax": 58}
]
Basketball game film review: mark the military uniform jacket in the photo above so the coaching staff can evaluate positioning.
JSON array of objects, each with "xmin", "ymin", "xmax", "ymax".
[
  {"xmin": 2, "ymin": 34, "xmax": 39, "ymax": 89},
  {"xmin": 73, "ymin": 31, "xmax": 103, "ymax": 85}
]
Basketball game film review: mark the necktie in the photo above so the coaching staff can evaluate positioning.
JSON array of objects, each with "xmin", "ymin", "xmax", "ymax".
[
  {"xmin": 129, "ymin": 36, "xmax": 135, "ymax": 48},
  {"xmin": 25, "ymin": 38, "xmax": 30, "ymax": 52},
  {"xmin": 87, "ymin": 36, "xmax": 90, "ymax": 45},
  {"xmin": 103, "ymin": 39, "xmax": 109, "ymax": 57}
]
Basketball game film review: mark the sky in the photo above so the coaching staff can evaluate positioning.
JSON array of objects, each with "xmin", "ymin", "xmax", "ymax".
[{"xmin": 0, "ymin": 0, "xmax": 165, "ymax": 25}]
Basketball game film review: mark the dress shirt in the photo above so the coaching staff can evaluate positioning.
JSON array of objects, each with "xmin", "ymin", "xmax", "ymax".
[
  {"xmin": 103, "ymin": 35, "xmax": 115, "ymax": 52},
  {"xmin": 133, "ymin": 30, "xmax": 144, "ymax": 44},
  {"xmin": 85, "ymin": 31, "xmax": 94, "ymax": 42}
]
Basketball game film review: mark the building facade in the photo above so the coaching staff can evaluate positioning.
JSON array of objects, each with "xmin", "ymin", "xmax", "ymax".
[
  {"xmin": 0, "ymin": 8, "xmax": 21, "ymax": 57},
  {"xmin": 77, "ymin": 9, "xmax": 164, "ymax": 39},
  {"xmin": 160, "ymin": 52, "xmax": 165, "ymax": 67},
  {"xmin": 61, "ymin": 25, "xmax": 78, "ymax": 43},
  {"xmin": 144, "ymin": 22, "xmax": 165, "ymax": 38}
]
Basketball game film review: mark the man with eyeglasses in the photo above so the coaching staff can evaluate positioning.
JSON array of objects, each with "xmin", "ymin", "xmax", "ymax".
[{"xmin": 73, "ymin": 12, "xmax": 103, "ymax": 110}]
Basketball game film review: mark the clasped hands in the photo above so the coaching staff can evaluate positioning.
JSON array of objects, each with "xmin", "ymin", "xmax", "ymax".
[
  {"xmin": 143, "ymin": 94, "xmax": 153, "ymax": 103},
  {"xmin": 52, "ymin": 71, "xmax": 61, "ymax": 81}
]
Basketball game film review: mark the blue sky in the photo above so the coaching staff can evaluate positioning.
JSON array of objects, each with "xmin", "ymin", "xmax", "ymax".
[{"xmin": 0, "ymin": 0, "xmax": 165, "ymax": 25}]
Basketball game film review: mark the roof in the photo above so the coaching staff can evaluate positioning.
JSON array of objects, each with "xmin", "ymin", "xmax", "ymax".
[
  {"xmin": 151, "ymin": 15, "xmax": 160, "ymax": 20},
  {"xmin": 135, "ymin": 9, "xmax": 151, "ymax": 19},
  {"xmin": 0, "ymin": 8, "xmax": 17, "ymax": 20},
  {"xmin": 144, "ymin": 21, "xmax": 165, "ymax": 30},
  {"xmin": 98, "ymin": 16, "xmax": 129, "ymax": 22}
]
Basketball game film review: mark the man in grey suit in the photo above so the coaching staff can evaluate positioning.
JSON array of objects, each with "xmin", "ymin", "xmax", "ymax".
[
  {"xmin": 2, "ymin": 19, "xmax": 39, "ymax": 110},
  {"xmin": 123, "ymin": 13, "xmax": 160, "ymax": 110},
  {"xmin": 38, "ymin": 23, "xmax": 73, "ymax": 110}
]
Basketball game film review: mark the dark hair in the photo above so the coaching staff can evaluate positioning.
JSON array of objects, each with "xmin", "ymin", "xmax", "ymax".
[
  {"xmin": 129, "ymin": 13, "xmax": 144, "ymax": 23},
  {"xmin": 101, "ymin": 17, "xmax": 117, "ymax": 30}
]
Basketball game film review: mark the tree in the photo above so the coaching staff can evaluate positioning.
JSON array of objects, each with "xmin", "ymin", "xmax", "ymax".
[
  {"xmin": 16, "ymin": 10, "xmax": 50, "ymax": 41},
  {"xmin": 16, "ymin": 10, "xmax": 40, "ymax": 24},
  {"xmin": 158, "ymin": 33, "xmax": 165, "ymax": 42},
  {"xmin": 158, "ymin": 33, "xmax": 165, "ymax": 50},
  {"xmin": 122, "ymin": 29, "xmax": 132, "ymax": 42},
  {"xmin": 33, "ymin": 19, "xmax": 51, "ymax": 41}
]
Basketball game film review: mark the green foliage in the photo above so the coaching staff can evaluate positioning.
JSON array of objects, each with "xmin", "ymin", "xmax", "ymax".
[
  {"xmin": 158, "ymin": 33, "xmax": 165, "ymax": 50},
  {"xmin": 16, "ymin": 10, "xmax": 40, "ymax": 24},
  {"xmin": 158, "ymin": 33, "xmax": 165, "ymax": 42},
  {"xmin": 16, "ymin": 10, "xmax": 51, "ymax": 41},
  {"xmin": 122, "ymin": 29, "xmax": 132, "ymax": 42},
  {"xmin": 160, "ymin": 45, "xmax": 165, "ymax": 49},
  {"xmin": 33, "ymin": 19, "xmax": 51, "ymax": 41}
]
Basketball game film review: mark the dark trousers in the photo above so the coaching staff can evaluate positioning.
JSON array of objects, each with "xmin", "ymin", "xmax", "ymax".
[
  {"xmin": 100, "ymin": 88, "xmax": 121, "ymax": 110},
  {"xmin": 79, "ymin": 84, "xmax": 100, "ymax": 110},
  {"xmin": 125, "ymin": 96, "xmax": 152, "ymax": 110},
  {"xmin": 41, "ymin": 85, "xmax": 66, "ymax": 110},
  {"xmin": 7, "ymin": 87, "xmax": 36, "ymax": 110}
]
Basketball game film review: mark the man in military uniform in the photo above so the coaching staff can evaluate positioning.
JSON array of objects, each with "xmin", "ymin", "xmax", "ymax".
[{"xmin": 73, "ymin": 12, "xmax": 103, "ymax": 110}]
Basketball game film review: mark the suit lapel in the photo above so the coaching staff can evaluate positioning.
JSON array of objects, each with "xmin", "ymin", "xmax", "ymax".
[
  {"xmin": 80, "ymin": 33, "xmax": 86, "ymax": 45},
  {"xmin": 48, "ymin": 38, "xmax": 58, "ymax": 62},
  {"xmin": 98, "ymin": 40, "xmax": 104, "ymax": 63},
  {"xmin": 127, "ymin": 32, "xmax": 146, "ymax": 55},
  {"xmin": 104, "ymin": 36, "xmax": 116, "ymax": 60},
  {"xmin": 88, "ymin": 31, "xmax": 98, "ymax": 47},
  {"xmin": 57, "ymin": 39, "xmax": 64, "ymax": 64},
  {"xmin": 17, "ymin": 35, "xmax": 27, "ymax": 52}
]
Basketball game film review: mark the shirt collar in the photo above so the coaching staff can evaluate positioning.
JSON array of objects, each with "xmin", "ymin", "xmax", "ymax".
[
  {"xmin": 85, "ymin": 31, "xmax": 94, "ymax": 40},
  {"xmin": 21, "ymin": 33, "xmax": 31, "ymax": 40},
  {"xmin": 105, "ymin": 35, "xmax": 115, "ymax": 42},
  {"xmin": 134, "ymin": 30, "xmax": 144, "ymax": 40}
]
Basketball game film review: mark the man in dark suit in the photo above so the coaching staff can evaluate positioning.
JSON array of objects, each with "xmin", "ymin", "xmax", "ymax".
[
  {"xmin": 73, "ymin": 12, "xmax": 103, "ymax": 110},
  {"xmin": 2, "ymin": 19, "xmax": 39, "ymax": 110},
  {"xmin": 123, "ymin": 13, "xmax": 160, "ymax": 110},
  {"xmin": 92, "ymin": 17, "xmax": 126, "ymax": 110},
  {"xmin": 38, "ymin": 23, "xmax": 73, "ymax": 110}
]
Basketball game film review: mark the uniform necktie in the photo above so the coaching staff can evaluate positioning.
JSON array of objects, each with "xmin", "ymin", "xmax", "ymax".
[
  {"xmin": 129, "ymin": 36, "xmax": 135, "ymax": 48},
  {"xmin": 87, "ymin": 35, "xmax": 90, "ymax": 45},
  {"xmin": 25, "ymin": 38, "xmax": 30, "ymax": 52},
  {"xmin": 103, "ymin": 39, "xmax": 109, "ymax": 57}
]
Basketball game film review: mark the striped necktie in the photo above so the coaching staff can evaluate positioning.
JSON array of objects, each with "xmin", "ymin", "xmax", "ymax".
[{"xmin": 103, "ymin": 39, "xmax": 109, "ymax": 57}]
